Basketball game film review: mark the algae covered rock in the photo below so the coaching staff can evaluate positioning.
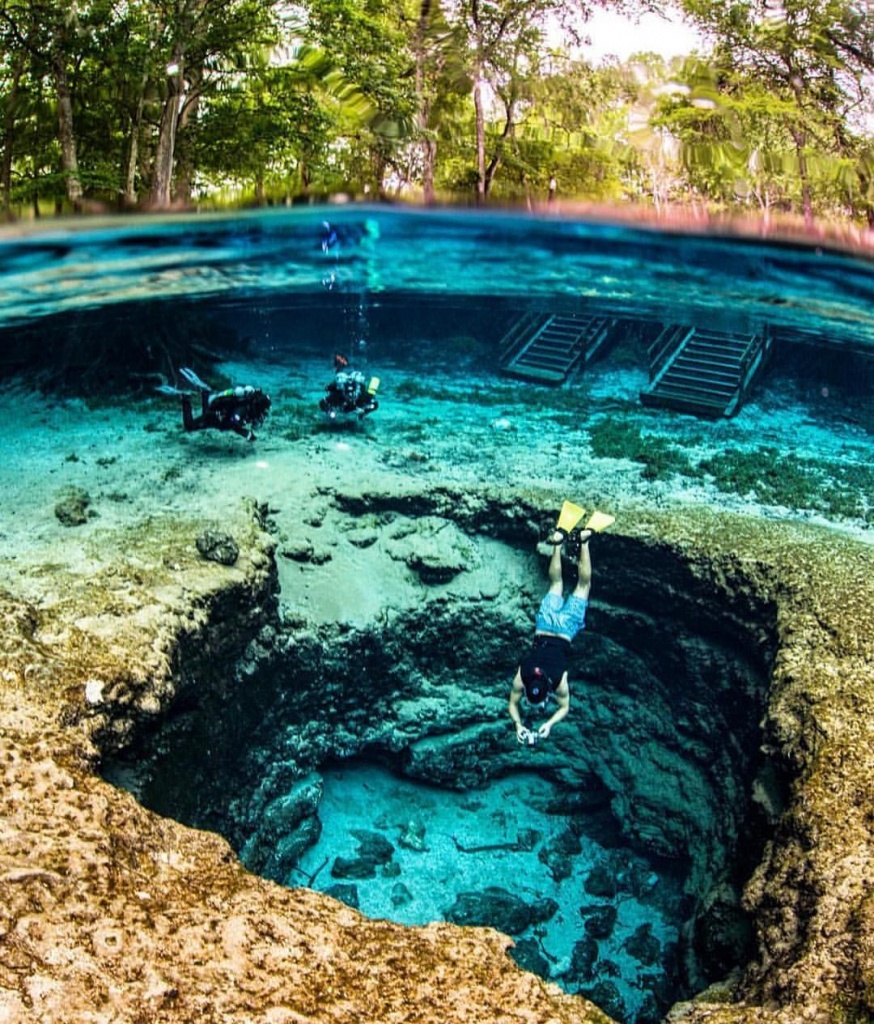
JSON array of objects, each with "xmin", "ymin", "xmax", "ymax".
[
  {"xmin": 444, "ymin": 886, "xmax": 534, "ymax": 935},
  {"xmin": 196, "ymin": 526, "xmax": 240, "ymax": 565},
  {"xmin": 54, "ymin": 485, "xmax": 92, "ymax": 526}
]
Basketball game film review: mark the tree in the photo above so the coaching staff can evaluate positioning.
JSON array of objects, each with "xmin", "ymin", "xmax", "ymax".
[
  {"xmin": 0, "ymin": 0, "xmax": 88, "ymax": 208},
  {"xmin": 143, "ymin": 0, "xmax": 281, "ymax": 208},
  {"xmin": 679, "ymin": 0, "xmax": 874, "ymax": 223}
]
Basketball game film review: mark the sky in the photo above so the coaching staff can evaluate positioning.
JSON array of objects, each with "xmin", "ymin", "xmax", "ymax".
[{"xmin": 581, "ymin": 8, "xmax": 706, "ymax": 62}]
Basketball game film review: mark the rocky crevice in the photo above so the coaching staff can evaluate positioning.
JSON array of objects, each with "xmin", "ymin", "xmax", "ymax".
[{"xmin": 104, "ymin": 490, "xmax": 784, "ymax": 1008}]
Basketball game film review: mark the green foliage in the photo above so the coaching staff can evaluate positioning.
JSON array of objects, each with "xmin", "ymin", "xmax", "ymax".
[
  {"xmin": 587, "ymin": 416, "xmax": 873, "ymax": 524},
  {"xmin": 1, "ymin": 0, "xmax": 873, "ymax": 211},
  {"xmin": 588, "ymin": 419, "xmax": 697, "ymax": 480}
]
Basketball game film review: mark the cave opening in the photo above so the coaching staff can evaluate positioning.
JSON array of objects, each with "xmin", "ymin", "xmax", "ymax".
[{"xmin": 101, "ymin": 529, "xmax": 783, "ymax": 1024}]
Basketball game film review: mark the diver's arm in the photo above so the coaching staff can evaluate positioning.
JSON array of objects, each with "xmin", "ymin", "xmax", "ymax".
[
  {"xmin": 508, "ymin": 671, "xmax": 525, "ymax": 737},
  {"xmin": 538, "ymin": 676, "xmax": 570, "ymax": 738}
]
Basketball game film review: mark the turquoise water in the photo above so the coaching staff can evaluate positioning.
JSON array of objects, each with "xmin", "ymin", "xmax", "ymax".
[
  {"xmin": 294, "ymin": 762, "xmax": 685, "ymax": 1024},
  {"xmin": 3, "ymin": 207, "xmax": 874, "ymax": 347},
  {"xmin": 5, "ymin": 207, "xmax": 873, "ymax": 1024}
]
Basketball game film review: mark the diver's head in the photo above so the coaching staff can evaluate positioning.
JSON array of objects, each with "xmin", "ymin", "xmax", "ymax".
[{"xmin": 520, "ymin": 657, "xmax": 551, "ymax": 705}]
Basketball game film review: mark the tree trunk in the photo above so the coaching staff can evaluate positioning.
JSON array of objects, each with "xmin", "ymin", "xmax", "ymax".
[
  {"xmin": 150, "ymin": 52, "xmax": 185, "ymax": 208},
  {"xmin": 1, "ymin": 54, "xmax": 25, "ymax": 219},
  {"xmin": 51, "ymin": 44, "xmax": 83, "ymax": 208},
  {"xmin": 473, "ymin": 70, "xmax": 486, "ymax": 204},
  {"xmin": 174, "ymin": 91, "xmax": 200, "ymax": 206},
  {"xmin": 414, "ymin": 0, "xmax": 436, "ymax": 205},
  {"xmin": 483, "ymin": 94, "xmax": 516, "ymax": 195},
  {"xmin": 123, "ymin": 75, "xmax": 149, "ymax": 207},
  {"xmin": 795, "ymin": 138, "xmax": 813, "ymax": 226}
]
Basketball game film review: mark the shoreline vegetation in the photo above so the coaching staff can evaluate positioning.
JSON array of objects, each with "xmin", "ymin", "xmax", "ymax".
[{"xmin": 2, "ymin": 2, "xmax": 874, "ymax": 229}]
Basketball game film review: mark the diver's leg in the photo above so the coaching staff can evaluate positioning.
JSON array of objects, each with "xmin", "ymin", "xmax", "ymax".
[
  {"xmin": 572, "ymin": 532, "xmax": 593, "ymax": 599},
  {"xmin": 546, "ymin": 538, "xmax": 564, "ymax": 595},
  {"xmin": 179, "ymin": 367, "xmax": 211, "ymax": 391},
  {"xmin": 181, "ymin": 395, "xmax": 196, "ymax": 431}
]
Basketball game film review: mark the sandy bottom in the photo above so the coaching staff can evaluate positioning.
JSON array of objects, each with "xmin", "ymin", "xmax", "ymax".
[{"xmin": 3, "ymin": 347, "xmax": 871, "ymax": 605}]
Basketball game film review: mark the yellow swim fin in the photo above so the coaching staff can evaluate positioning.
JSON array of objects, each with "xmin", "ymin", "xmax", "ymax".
[
  {"xmin": 556, "ymin": 500, "xmax": 586, "ymax": 534},
  {"xmin": 585, "ymin": 510, "xmax": 615, "ymax": 533}
]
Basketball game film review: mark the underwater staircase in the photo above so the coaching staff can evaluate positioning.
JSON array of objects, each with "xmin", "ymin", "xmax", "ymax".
[
  {"xmin": 499, "ymin": 313, "xmax": 617, "ymax": 384},
  {"xmin": 640, "ymin": 324, "xmax": 772, "ymax": 417}
]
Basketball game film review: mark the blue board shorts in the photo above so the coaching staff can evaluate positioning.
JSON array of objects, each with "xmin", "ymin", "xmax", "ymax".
[{"xmin": 535, "ymin": 592, "xmax": 588, "ymax": 641}]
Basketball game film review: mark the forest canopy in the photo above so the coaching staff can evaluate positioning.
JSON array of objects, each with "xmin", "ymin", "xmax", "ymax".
[{"xmin": 1, "ymin": 0, "xmax": 873, "ymax": 224}]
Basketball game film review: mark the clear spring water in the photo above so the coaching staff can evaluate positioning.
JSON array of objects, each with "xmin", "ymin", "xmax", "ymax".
[
  {"xmin": 3, "ymin": 206, "xmax": 874, "ymax": 346},
  {"xmin": 4, "ymin": 206, "xmax": 873, "ymax": 1024}
]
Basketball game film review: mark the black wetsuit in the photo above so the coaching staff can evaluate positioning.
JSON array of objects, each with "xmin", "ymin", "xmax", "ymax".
[
  {"xmin": 182, "ymin": 386, "xmax": 271, "ymax": 441},
  {"xmin": 320, "ymin": 370, "xmax": 378, "ymax": 419}
]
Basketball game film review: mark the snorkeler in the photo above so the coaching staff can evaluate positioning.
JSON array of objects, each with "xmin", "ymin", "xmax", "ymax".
[
  {"xmin": 319, "ymin": 353, "xmax": 379, "ymax": 420},
  {"xmin": 157, "ymin": 367, "xmax": 271, "ymax": 441},
  {"xmin": 509, "ymin": 501, "xmax": 617, "ymax": 744}
]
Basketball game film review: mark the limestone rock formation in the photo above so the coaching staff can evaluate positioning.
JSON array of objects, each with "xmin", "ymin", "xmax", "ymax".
[
  {"xmin": 0, "ymin": 496, "xmax": 609, "ymax": 1024},
  {"xmin": 2, "ymin": 481, "xmax": 874, "ymax": 1024}
]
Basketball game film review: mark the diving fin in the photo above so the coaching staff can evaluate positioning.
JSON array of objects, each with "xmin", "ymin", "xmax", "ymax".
[
  {"xmin": 585, "ymin": 510, "xmax": 615, "ymax": 533},
  {"xmin": 556, "ymin": 500, "xmax": 586, "ymax": 534},
  {"xmin": 179, "ymin": 366, "xmax": 211, "ymax": 391}
]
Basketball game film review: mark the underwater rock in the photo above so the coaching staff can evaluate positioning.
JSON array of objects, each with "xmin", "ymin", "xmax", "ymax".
[
  {"xmin": 265, "ymin": 816, "xmax": 323, "ymax": 884},
  {"xmin": 245, "ymin": 773, "xmax": 325, "ymax": 879},
  {"xmin": 581, "ymin": 904, "xmax": 618, "ymax": 940},
  {"xmin": 693, "ymin": 880, "xmax": 755, "ymax": 981},
  {"xmin": 444, "ymin": 886, "xmax": 534, "ymax": 935},
  {"xmin": 196, "ymin": 527, "xmax": 239, "ymax": 565},
  {"xmin": 508, "ymin": 937, "xmax": 550, "ymax": 977},
  {"xmin": 623, "ymin": 922, "xmax": 661, "ymax": 966},
  {"xmin": 385, "ymin": 515, "xmax": 478, "ymax": 584},
  {"xmin": 324, "ymin": 883, "xmax": 360, "ymax": 909},
  {"xmin": 516, "ymin": 828, "xmax": 541, "ymax": 851},
  {"xmin": 537, "ymin": 828, "xmax": 582, "ymax": 882},
  {"xmin": 54, "ymin": 486, "xmax": 92, "ymax": 526},
  {"xmin": 582, "ymin": 980, "xmax": 625, "ymax": 1022},
  {"xmin": 350, "ymin": 829, "xmax": 395, "ymax": 864},
  {"xmin": 636, "ymin": 991, "xmax": 664, "ymax": 1024},
  {"xmin": 330, "ymin": 855, "xmax": 377, "ymax": 880},
  {"xmin": 567, "ymin": 935, "xmax": 599, "ymax": 984},
  {"xmin": 262, "ymin": 774, "xmax": 324, "ymax": 836},
  {"xmin": 530, "ymin": 897, "xmax": 560, "ymax": 925},
  {"xmin": 345, "ymin": 527, "xmax": 379, "ymax": 549},
  {"xmin": 390, "ymin": 881, "xmax": 413, "ymax": 908},
  {"xmin": 398, "ymin": 819, "xmax": 428, "ymax": 852},
  {"xmin": 584, "ymin": 862, "xmax": 618, "ymax": 899}
]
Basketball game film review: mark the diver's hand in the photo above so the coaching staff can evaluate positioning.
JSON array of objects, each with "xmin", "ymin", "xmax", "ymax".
[
  {"xmin": 538, "ymin": 723, "xmax": 552, "ymax": 740},
  {"xmin": 516, "ymin": 724, "xmax": 530, "ymax": 744}
]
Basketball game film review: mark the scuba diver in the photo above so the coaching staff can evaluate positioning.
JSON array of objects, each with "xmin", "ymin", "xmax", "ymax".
[
  {"xmin": 319, "ymin": 354, "xmax": 379, "ymax": 420},
  {"xmin": 157, "ymin": 367, "xmax": 271, "ymax": 441}
]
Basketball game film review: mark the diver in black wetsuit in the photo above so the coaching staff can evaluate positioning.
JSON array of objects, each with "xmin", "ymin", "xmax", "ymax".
[
  {"xmin": 158, "ymin": 367, "xmax": 271, "ymax": 441},
  {"xmin": 319, "ymin": 353, "xmax": 379, "ymax": 420}
]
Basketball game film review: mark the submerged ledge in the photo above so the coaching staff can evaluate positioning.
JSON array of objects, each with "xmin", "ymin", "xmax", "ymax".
[{"xmin": 1, "ymin": 488, "xmax": 873, "ymax": 1024}]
